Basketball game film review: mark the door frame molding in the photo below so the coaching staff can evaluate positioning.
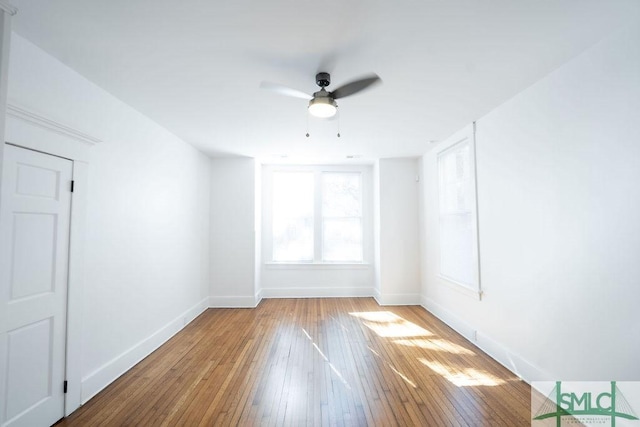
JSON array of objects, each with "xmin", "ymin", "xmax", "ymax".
[{"xmin": 4, "ymin": 106, "xmax": 100, "ymax": 416}]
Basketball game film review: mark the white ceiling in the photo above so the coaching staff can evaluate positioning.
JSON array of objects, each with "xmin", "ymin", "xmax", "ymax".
[{"xmin": 8, "ymin": 1, "xmax": 640, "ymax": 160}]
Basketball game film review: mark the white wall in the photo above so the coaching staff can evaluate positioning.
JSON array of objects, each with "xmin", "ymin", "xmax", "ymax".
[
  {"xmin": 210, "ymin": 157, "xmax": 259, "ymax": 307},
  {"xmin": 372, "ymin": 160, "xmax": 381, "ymax": 298},
  {"xmin": 376, "ymin": 158, "xmax": 421, "ymax": 305},
  {"xmin": 260, "ymin": 266, "xmax": 374, "ymax": 298},
  {"xmin": 254, "ymin": 160, "xmax": 262, "ymax": 302},
  {"xmin": 0, "ymin": 9, "xmax": 12, "ymax": 200},
  {"xmin": 208, "ymin": 158, "xmax": 421, "ymax": 303},
  {"xmin": 210, "ymin": 159, "xmax": 421, "ymax": 302},
  {"xmin": 420, "ymin": 23, "xmax": 640, "ymax": 381},
  {"xmin": 5, "ymin": 34, "xmax": 211, "ymax": 404}
]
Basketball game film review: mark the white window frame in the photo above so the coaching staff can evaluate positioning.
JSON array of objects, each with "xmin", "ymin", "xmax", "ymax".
[
  {"xmin": 263, "ymin": 164, "xmax": 372, "ymax": 267},
  {"xmin": 436, "ymin": 125, "xmax": 482, "ymax": 299}
]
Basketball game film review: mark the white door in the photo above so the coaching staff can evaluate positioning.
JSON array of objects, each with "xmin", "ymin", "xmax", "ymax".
[{"xmin": 0, "ymin": 144, "xmax": 73, "ymax": 427}]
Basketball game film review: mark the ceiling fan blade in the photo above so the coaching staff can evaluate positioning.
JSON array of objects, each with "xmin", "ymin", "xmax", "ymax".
[
  {"xmin": 259, "ymin": 81, "xmax": 312, "ymax": 100},
  {"xmin": 331, "ymin": 73, "xmax": 381, "ymax": 99}
]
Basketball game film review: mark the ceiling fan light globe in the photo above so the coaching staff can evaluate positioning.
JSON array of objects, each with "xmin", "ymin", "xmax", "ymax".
[{"xmin": 308, "ymin": 97, "xmax": 337, "ymax": 118}]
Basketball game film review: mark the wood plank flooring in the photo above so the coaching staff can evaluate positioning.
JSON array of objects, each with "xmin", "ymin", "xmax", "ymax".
[{"xmin": 56, "ymin": 298, "xmax": 532, "ymax": 426}]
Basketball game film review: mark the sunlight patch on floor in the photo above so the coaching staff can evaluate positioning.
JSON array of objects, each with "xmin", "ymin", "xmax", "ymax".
[
  {"xmin": 419, "ymin": 358, "xmax": 505, "ymax": 387},
  {"xmin": 350, "ymin": 311, "xmax": 432, "ymax": 338},
  {"xmin": 394, "ymin": 338, "xmax": 476, "ymax": 356}
]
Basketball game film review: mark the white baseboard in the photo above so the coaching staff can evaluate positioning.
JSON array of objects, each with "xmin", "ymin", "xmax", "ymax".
[
  {"xmin": 420, "ymin": 295, "xmax": 475, "ymax": 340},
  {"xmin": 375, "ymin": 293, "xmax": 422, "ymax": 306},
  {"xmin": 475, "ymin": 330, "xmax": 551, "ymax": 382},
  {"xmin": 80, "ymin": 297, "xmax": 209, "ymax": 404},
  {"xmin": 373, "ymin": 288, "xmax": 381, "ymax": 305},
  {"xmin": 421, "ymin": 297, "xmax": 550, "ymax": 383},
  {"xmin": 261, "ymin": 287, "xmax": 375, "ymax": 298},
  {"xmin": 209, "ymin": 295, "xmax": 261, "ymax": 308}
]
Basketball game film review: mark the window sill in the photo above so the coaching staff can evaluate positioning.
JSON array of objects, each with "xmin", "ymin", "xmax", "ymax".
[
  {"xmin": 438, "ymin": 274, "xmax": 483, "ymax": 301},
  {"xmin": 265, "ymin": 262, "xmax": 371, "ymax": 270}
]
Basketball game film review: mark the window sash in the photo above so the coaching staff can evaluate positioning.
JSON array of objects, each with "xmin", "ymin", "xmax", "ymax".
[
  {"xmin": 320, "ymin": 172, "xmax": 363, "ymax": 262},
  {"xmin": 272, "ymin": 171, "xmax": 314, "ymax": 262}
]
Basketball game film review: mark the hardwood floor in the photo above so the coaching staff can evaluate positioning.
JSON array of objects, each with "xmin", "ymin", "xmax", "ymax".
[{"xmin": 57, "ymin": 298, "xmax": 532, "ymax": 426}]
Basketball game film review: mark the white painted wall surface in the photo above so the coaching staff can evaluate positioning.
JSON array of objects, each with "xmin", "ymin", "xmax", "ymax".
[
  {"xmin": 6, "ymin": 34, "xmax": 211, "ymax": 403},
  {"xmin": 372, "ymin": 160, "xmax": 382, "ymax": 298},
  {"xmin": 210, "ymin": 157, "xmax": 258, "ymax": 307},
  {"xmin": 0, "ymin": 8, "xmax": 12, "ymax": 201},
  {"xmin": 260, "ymin": 266, "xmax": 374, "ymax": 298},
  {"xmin": 420, "ymin": 23, "xmax": 640, "ymax": 381},
  {"xmin": 254, "ymin": 160, "xmax": 262, "ymax": 301},
  {"xmin": 376, "ymin": 158, "xmax": 421, "ymax": 305}
]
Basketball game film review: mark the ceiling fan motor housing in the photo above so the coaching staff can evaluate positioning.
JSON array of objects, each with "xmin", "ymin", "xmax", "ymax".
[
  {"xmin": 308, "ymin": 89, "xmax": 337, "ymax": 118},
  {"xmin": 315, "ymin": 72, "xmax": 331, "ymax": 88}
]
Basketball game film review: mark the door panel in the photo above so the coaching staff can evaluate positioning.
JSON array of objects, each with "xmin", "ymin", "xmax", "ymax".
[
  {"xmin": 6, "ymin": 318, "xmax": 53, "ymax": 420},
  {"xmin": 0, "ymin": 145, "xmax": 72, "ymax": 427},
  {"xmin": 10, "ymin": 213, "xmax": 57, "ymax": 299}
]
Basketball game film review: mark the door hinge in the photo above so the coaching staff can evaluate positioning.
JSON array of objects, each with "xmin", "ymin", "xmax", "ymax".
[
  {"xmin": 70, "ymin": 180, "xmax": 75, "ymax": 193},
  {"xmin": 64, "ymin": 380, "xmax": 68, "ymax": 394}
]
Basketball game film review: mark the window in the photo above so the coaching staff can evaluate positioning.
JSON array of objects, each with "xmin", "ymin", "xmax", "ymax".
[
  {"xmin": 437, "ymin": 136, "xmax": 480, "ymax": 291},
  {"xmin": 272, "ymin": 171, "xmax": 314, "ymax": 261},
  {"xmin": 269, "ymin": 167, "xmax": 365, "ymax": 263}
]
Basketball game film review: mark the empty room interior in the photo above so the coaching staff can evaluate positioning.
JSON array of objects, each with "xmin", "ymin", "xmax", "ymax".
[{"xmin": 0, "ymin": 1, "xmax": 639, "ymax": 426}]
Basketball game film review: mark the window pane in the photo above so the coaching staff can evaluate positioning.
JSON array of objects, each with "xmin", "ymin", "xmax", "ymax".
[
  {"xmin": 439, "ymin": 214, "xmax": 474, "ymax": 285},
  {"xmin": 438, "ymin": 139, "xmax": 477, "ymax": 287},
  {"xmin": 273, "ymin": 172, "xmax": 314, "ymax": 219},
  {"xmin": 323, "ymin": 218, "xmax": 363, "ymax": 262},
  {"xmin": 272, "ymin": 172, "xmax": 314, "ymax": 261},
  {"xmin": 439, "ymin": 144, "xmax": 472, "ymax": 214},
  {"xmin": 322, "ymin": 172, "xmax": 362, "ymax": 217}
]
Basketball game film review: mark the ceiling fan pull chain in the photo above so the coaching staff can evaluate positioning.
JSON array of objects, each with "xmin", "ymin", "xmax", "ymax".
[
  {"xmin": 306, "ymin": 112, "xmax": 310, "ymax": 137},
  {"xmin": 337, "ymin": 111, "xmax": 341, "ymax": 138}
]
